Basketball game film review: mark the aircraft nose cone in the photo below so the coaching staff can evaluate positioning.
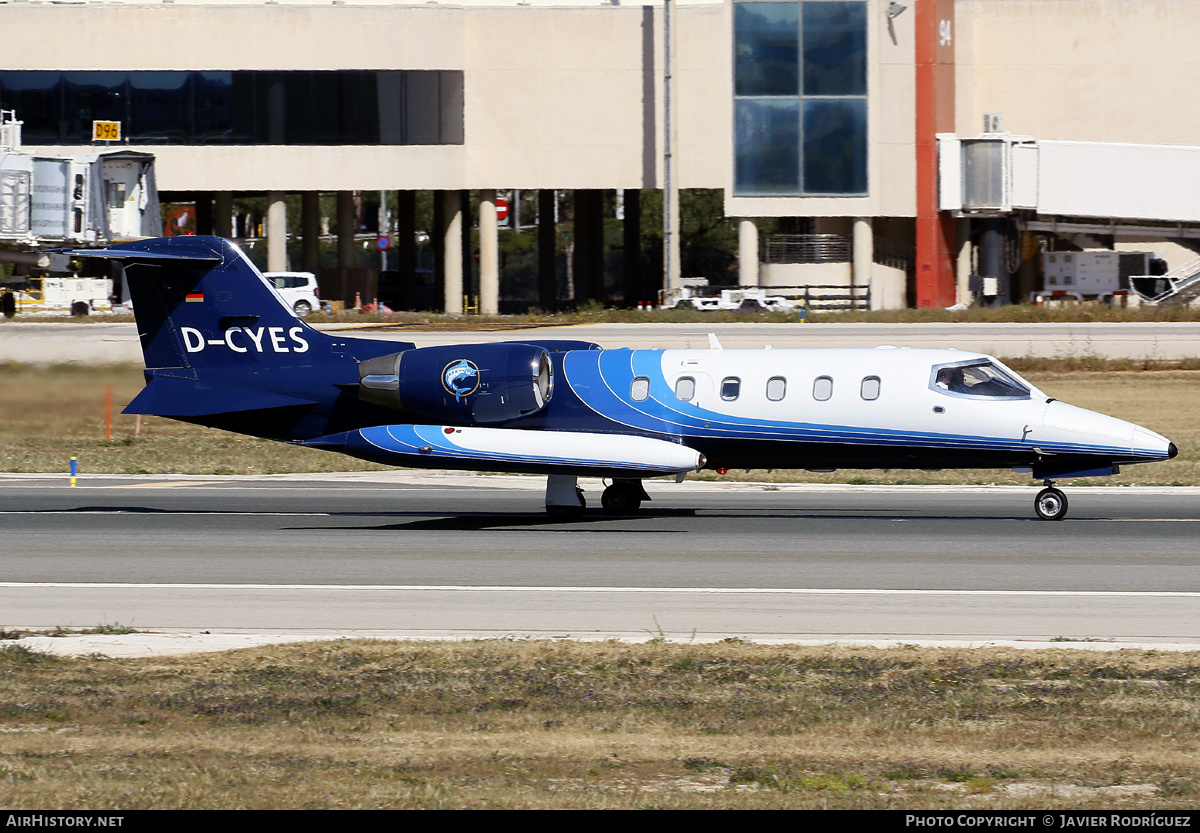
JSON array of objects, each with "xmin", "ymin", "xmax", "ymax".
[{"xmin": 1170, "ymin": 442, "xmax": 1179, "ymax": 459}]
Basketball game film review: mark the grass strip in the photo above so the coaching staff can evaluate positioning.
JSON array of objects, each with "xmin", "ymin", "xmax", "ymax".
[{"xmin": 2, "ymin": 639, "xmax": 1198, "ymax": 809}]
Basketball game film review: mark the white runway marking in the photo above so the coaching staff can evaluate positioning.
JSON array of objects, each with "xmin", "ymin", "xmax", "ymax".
[{"xmin": 3, "ymin": 582, "xmax": 1199, "ymax": 598}]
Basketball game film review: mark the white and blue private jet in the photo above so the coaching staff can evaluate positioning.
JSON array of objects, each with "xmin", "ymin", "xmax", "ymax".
[{"xmin": 66, "ymin": 236, "xmax": 1177, "ymax": 521}]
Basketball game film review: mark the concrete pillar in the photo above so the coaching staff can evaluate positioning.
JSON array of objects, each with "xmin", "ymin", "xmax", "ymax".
[
  {"xmin": 440, "ymin": 190, "xmax": 463, "ymax": 314},
  {"xmin": 266, "ymin": 191, "xmax": 287, "ymax": 272},
  {"xmin": 537, "ymin": 190, "xmax": 557, "ymax": 312},
  {"xmin": 478, "ymin": 189, "xmax": 499, "ymax": 315},
  {"xmin": 214, "ymin": 192, "xmax": 233, "ymax": 239},
  {"xmin": 738, "ymin": 218, "xmax": 759, "ymax": 287},
  {"xmin": 301, "ymin": 192, "xmax": 321, "ymax": 274},
  {"xmin": 956, "ymin": 217, "xmax": 973, "ymax": 306},
  {"xmin": 852, "ymin": 217, "xmax": 873, "ymax": 309},
  {"xmin": 979, "ymin": 217, "xmax": 1007, "ymax": 305}
]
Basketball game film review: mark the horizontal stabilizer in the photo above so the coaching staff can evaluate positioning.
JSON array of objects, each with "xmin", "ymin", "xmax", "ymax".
[
  {"xmin": 303, "ymin": 425, "xmax": 705, "ymax": 479},
  {"xmin": 63, "ymin": 249, "xmax": 222, "ymax": 264},
  {"xmin": 124, "ymin": 377, "xmax": 318, "ymax": 417},
  {"xmin": 60, "ymin": 239, "xmax": 223, "ymax": 265}
]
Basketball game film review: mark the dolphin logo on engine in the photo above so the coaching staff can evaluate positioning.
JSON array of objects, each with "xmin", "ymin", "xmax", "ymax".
[{"xmin": 442, "ymin": 359, "xmax": 480, "ymax": 402}]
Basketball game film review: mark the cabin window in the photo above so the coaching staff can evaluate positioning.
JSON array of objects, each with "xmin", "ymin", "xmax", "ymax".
[
  {"xmin": 721, "ymin": 377, "xmax": 741, "ymax": 401},
  {"xmin": 931, "ymin": 361, "xmax": 1031, "ymax": 399},
  {"xmin": 860, "ymin": 376, "xmax": 880, "ymax": 400},
  {"xmin": 630, "ymin": 376, "xmax": 650, "ymax": 402},
  {"xmin": 675, "ymin": 376, "xmax": 696, "ymax": 401},
  {"xmin": 766, "ymin": 376, "xmax": 786, "ymax": 401},
  {"xmin": 813, "ymin": 375, "xmax": 833, "ymax": 401}
]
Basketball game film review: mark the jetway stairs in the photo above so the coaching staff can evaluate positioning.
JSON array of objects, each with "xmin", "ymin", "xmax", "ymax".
[{"xmin": 1131, "ymin": 255, "xmax": 1200, "ymax": 305}]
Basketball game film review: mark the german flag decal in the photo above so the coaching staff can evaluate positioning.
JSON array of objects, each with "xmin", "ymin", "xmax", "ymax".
[{"xmin": 185, "ymin": 292, "xmax": 204, "ymax": 303}]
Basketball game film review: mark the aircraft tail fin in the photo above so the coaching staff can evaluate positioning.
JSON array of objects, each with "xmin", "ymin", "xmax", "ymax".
[{"xmin": 67, "ymin": 235, "xmax": 324, "ymax": 370}]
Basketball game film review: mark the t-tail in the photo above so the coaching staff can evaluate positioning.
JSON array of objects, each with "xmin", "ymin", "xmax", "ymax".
[{"xmin": 67, "ymin": 235, "xmax": 408, "ymax": 441}]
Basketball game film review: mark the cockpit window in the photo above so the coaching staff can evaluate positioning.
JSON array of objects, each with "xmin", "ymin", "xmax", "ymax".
[{"xmin": 930, "ymin": 361, "xmax": 1030, "ymax": 399}]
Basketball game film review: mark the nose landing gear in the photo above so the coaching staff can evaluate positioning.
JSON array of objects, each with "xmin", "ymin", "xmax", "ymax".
[
  {"xmin": 601, "ymin": 479, "xmax": 650, "ymax": 515},
  {"xmin": 1034, "ymin": 480, "xmax": 1069, "ymax": 521}
]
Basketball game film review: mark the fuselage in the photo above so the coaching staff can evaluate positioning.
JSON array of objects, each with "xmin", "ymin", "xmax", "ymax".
[
  {"xmin": 74, "ymin": 235, "xmax": 1176, "ymax": 505},
  {"xmin": 532, "ymin": 345, "xmax": 1173, "ymax": 478}
]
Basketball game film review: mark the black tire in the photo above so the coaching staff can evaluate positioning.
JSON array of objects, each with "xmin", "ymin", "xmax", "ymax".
[
  {"xmin": 1034, "ymin": 487, "xmax": 1068, "ymax": 521},
  {"xmin": 293, "ymin": 300, "xmax": 312, "ymax": 317},
  {"xmin": 601, "ymin": 482, "xmax": 642, "ymax": 515},
  {"xmin": 70, "ymin": 301, "xmax": 90, "ymax": 317},
  {"xmin": 1, "ymin": 292, "xmax": 15, "ymax": 319}
]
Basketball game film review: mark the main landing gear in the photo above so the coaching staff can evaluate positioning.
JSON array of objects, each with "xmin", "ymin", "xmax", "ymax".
[
  {"xmin": 1034, "ymin": 480, "xmax": 1069, "ymax": 521},
  {"xmin": 545, "ymin": 476, "xmax": 650, "ymax": 518},
  {"xmin": 545, "ymin": 474, "xmax": 586, "ymax": 519}
]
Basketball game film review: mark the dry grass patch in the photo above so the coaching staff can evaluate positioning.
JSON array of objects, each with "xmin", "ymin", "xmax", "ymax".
[
  {"xmin": 2, "ymin": 640, "xmax": 1200, "ymax": 809},
  {"xmin": 0, "ymin": 363, "xmax": 389, "ymax": 476}
]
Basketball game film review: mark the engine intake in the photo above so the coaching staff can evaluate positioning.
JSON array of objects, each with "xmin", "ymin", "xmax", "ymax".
[{"xmin": 358, "ymin": 342, "xmax": 553, "ymax": 425}]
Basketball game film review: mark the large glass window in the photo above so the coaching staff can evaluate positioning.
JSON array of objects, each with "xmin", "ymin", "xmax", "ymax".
[
  {"xmin": 0, "ymin": 70, "xmax": 464, "ymax": 146},
  {"xmin": 733, "ymin": 1, "xmax": 867, "ymax": 195}
]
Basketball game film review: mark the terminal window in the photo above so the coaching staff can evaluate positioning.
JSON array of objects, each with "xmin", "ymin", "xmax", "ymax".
[
  {"xmin": 734, "ymin": 0, "xmax": 867, "ymax": 196},
  {"xmin": 0, "ymin": 70, "xmax": 464, "ymax": 147}
]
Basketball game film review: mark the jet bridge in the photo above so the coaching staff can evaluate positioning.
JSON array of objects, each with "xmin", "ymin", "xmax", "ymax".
[{"xmin": 939, "ymin": 132, "xmax": 1200, "ymax": 304}]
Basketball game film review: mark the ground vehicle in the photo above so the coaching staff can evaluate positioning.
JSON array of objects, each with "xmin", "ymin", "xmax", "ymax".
[{"xmin": 263, "ymin": 272, "xmax": 319, "ymax": 316}]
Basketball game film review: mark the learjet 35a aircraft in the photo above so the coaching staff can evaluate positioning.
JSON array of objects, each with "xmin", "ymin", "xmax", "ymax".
[{"xmin": 67, "ymin": 236, "xmax": 1176, "ymax": 521}]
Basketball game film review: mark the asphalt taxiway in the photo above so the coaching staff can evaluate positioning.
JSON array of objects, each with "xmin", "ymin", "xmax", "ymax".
[{"xmin": 3, "ymin": 473, "xmax": 1198, "ymax": 654}]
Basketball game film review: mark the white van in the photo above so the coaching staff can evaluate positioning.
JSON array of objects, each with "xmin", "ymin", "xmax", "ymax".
[{"xmin": 264, "ymin": 272, "xmax": 320, "ymax": 316}]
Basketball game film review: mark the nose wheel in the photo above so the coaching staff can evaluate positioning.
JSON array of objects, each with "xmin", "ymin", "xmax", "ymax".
[
  {"xmin": 1034, "ymin": 481, "xmax": 1069, "ymax": 521},
  {"xmin": 601, "ymin": 479, "xmax": 649, "ymax": 515}
]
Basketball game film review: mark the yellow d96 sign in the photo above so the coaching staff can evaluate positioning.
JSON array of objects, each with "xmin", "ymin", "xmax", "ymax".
[{"xmin": 92, "ymin": 120, "xmax": 121, "ymax": 141}]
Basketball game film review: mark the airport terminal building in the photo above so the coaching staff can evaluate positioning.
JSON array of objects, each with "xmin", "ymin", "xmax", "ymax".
[{"xmin": 4, "ymin": 0, "xmax": 1200, "ymax": 311}]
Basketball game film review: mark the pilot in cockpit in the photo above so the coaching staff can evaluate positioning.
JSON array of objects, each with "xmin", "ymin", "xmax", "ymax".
[{"xmin": 935, "ymin": 366, "xmax": 968, "ymax": 393}]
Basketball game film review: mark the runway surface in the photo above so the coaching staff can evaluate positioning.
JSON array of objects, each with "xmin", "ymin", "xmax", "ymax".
[
  {"xmin": 7, "ymin": 320, "xmax": 1200, "ymax": 363},
  {"xmin": 3, "ymin": 473, "xmax": 1199, "ymax": 651}
]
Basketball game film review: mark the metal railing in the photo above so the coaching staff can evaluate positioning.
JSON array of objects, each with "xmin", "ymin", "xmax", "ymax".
[
  {"xmin": 762, "ymin": 234, "xmax": 850, "ymax": 264},
  {"xmin": 1130, "ymin": 255, "xmax": 1200, "ymax": 304},
  {"xmin": 761, "ymin": 233, "xmax": 914, "ymax": 274}
]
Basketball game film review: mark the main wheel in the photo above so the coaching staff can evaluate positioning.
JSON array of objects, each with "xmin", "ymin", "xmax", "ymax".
[
  {"xmin": 293, "ymin": 300, "xmax": 313, "ymax": 316},
  {"xmin": 1034, "ymin": 487, "xmax": 1068, "ymax": 521},
  {"xmin": 601, "ymin": 482, "xmax": 643, "ymax": 515}
]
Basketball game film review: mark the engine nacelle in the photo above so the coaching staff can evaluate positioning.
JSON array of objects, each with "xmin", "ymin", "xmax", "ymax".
[{"xmin": 358, "ymin": 342, "xmax": 553, "ymax": 425}]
